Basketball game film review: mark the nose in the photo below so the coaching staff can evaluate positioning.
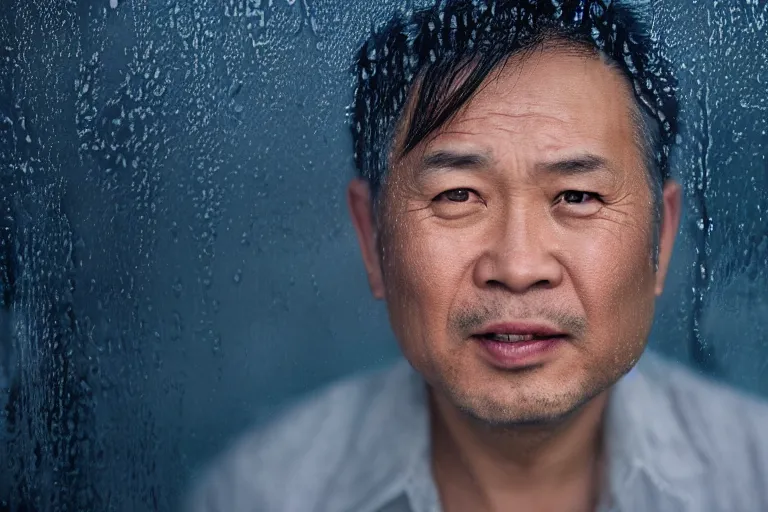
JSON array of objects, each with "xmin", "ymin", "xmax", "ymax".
[{"xmin": 473, "ymin": 209, "xmax": 563, "ymax": 293}]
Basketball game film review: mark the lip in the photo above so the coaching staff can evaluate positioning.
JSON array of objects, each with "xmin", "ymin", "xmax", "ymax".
[
  {"xmin": 474, "ymin": 322, "xmax": 566, "ymax": 337},
  {"xmin": 472, "ymin": 321, "xmax": 568, "ymax": 370}
]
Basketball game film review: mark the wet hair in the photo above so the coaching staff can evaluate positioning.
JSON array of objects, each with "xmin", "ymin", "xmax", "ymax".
[{"xmin": 350, "ymin": 0, "xmax": 679, "ymax": 254}]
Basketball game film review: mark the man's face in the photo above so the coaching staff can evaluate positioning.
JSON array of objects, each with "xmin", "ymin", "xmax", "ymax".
[{"xmin": 348, "ymin": 48, "xmax": 681, "ymax": 425}]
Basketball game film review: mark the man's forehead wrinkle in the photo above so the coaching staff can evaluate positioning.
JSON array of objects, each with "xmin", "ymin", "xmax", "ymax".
[
  {"xmin": 392, "ymin": 50, "xmax": 653, "ymax": 189},
  {"xmin": 428, "ymin": 111, "xmax": 575, "ymax": 151},
  {"xmin": 461, "ymin": 110, "xmax": 573, "ymax": 126},
  {"xmin": 398, "ymin": 54, "xmax": 613, "ymax": 163},
  {"xmin": 429, "ymin": 127, "xmax": 486, "ymax": 139}
]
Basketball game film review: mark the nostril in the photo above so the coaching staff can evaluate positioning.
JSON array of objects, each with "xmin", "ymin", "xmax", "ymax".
[{"xmin": 485, "ymin": 278, "xmax": 551, "ymax": 289}]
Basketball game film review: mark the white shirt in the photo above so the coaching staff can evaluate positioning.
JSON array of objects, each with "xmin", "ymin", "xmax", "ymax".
[{"xmin": 187, "ymin": 351, "xmax": 768, "ymax": 512}]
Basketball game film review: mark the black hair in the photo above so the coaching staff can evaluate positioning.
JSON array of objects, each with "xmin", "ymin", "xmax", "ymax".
[{"xmin": 351, "ymin": 0, "xmax": 678, "ymax": 205}]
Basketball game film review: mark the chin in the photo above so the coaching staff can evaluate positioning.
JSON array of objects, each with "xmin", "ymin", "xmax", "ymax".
[
  {"xmin": 461, "ymin": 396, "xmax": 588, "ymax": 428},
  {"xmin": 443, "ymin": 372, "xmax": 608, "ymax": 428}
]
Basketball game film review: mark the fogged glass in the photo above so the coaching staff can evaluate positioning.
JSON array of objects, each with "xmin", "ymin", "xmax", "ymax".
[{"xmin": 0, "ymin": 0, "xmax": 766, "ymax": 510}]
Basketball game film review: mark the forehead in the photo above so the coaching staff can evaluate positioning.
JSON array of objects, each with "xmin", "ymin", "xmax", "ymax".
[{"xmin": 404, "ymin": 48, "xmax": 640, "ymax": 165}]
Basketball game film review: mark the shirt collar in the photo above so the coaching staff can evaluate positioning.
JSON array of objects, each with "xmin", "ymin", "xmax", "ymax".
[
  {"xmin": 603, "ymin": 353, "xmax": 707, "ymax": 511},
  {"xmin": 332, "ymin": 360, "xmax": 433, "ymax": 512},
  {"xmin": 331, "ymin": 351, "xmax": 707, "ymax": 512}
]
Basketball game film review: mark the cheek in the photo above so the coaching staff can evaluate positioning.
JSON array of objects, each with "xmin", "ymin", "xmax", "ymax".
[
  {"xmin": 381, "ymin": 221, "xmax": 473, "ymax": 336},
  {"xmin": 567, "ymin": 219, "xmax": 656, "ymax": 348},
  {"xmin": 380, "ymin": 228, "xmax": 448, "ymax": 368}
]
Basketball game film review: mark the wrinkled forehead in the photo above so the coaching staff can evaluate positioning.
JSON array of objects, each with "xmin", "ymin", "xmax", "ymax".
[{"xmin": 389, "ymin": 46, "xmax": 641, "ymax": 170}]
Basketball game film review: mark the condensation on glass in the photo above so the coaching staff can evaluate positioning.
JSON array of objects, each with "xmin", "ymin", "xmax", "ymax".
[{"xmin": 0, "ymin": 0, "xmax": 766, "ymax": 510}]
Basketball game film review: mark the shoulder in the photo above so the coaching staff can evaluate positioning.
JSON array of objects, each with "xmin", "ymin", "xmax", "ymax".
[
  {"xmin": 639, "ymin": 354, "xmax": 768, "ymax": 483},
  {"xmin": 641, "ymin": 353, "xmax": 768, "ymax": 437},
  {"xmin": 184, "ymin": 361, "xmax": 414, "ymax": 512}
]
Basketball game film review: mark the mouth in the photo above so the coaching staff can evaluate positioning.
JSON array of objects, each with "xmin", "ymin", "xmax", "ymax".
[
  {"xmin": 471, "ymin": 322, "xmax": 568, "ymax": 369},
  {"xmin": 476, "ymin": 333, "xmax": 564, "ymax": 343}
]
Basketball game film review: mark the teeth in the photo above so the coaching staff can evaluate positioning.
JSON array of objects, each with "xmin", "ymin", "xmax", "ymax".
[{"xmin": 487, "ymin": 333, "xmax": 536, "ymax": 342}]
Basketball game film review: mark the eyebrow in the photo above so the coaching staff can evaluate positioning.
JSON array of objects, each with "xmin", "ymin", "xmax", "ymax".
[
  {"xmin": 535, "ymin": 154, "xmax": 612, "ymax": 176},
  {"xmin": 418, "ymin": 150, "xmax": 492, "ymax": 175},
  {"xmin": 416, "ymin": 150, "xmax": 613, "ymax": 179}
]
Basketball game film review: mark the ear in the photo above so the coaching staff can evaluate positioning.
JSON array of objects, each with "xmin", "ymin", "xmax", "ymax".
[
  {"xmin": 347, "ymin": 179, "xmax": 386, "ymax": 300},
  {"xmin": 655, "ymin": 180, "xmax": 682, "ymax": 296}
]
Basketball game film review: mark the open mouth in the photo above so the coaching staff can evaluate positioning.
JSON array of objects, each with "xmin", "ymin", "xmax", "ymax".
[
  {"xmin": 476, "ymin": 333, "xmax": 564, "ymax": 343},
  {"xmin": 471, "ymin": 323, "xmax": 568, "ymax": 368}
]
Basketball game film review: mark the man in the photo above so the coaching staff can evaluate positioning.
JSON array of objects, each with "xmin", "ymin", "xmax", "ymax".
[{"xmin": 188, "ymin": 1, "xmax": 768, "ymax": 511}]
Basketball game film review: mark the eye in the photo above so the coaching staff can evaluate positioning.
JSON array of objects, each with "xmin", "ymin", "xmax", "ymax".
[
  {"xmin": 431, "ymin": 188, "xmax": 485, "ymax": 220},
  {"xmin": 435, "ymin": 188, "xmax": 474, "ymax": 202},
  {"xmin": 555, "ymin": 190, "xmax": 604, "ymax": 217},
  {"xmin": 560, "ymin": 190, "xmax": 601, "ymax": 204}
]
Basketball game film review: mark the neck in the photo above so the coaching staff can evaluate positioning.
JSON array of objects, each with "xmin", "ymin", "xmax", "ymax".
[{"xmin": 430, "ymin": 389, "xmax": 608, "ymax": 512}]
